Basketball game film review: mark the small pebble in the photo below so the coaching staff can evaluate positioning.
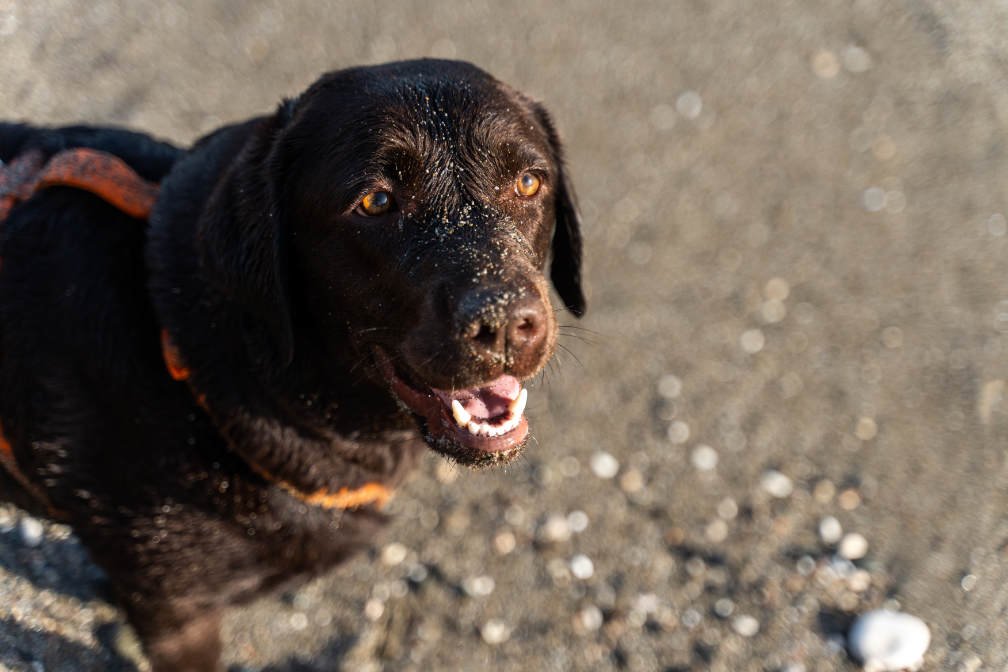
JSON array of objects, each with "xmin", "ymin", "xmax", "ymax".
[
  {"xmin": 717, "ymin": 497, "xmax": 738, "ymax": 519},
  {"xmin": 676, "ymin": 90, "xmax": 703, "ymax": 119},
  {"xmin": 481, "ymin": 619, "xmax": 511, "ymax": 645},
  {"xmin": 762, "ymin": 299, "xmax": 787, "ymax": 323},
  {"xmin": 881, "ymin": 326, "xmax": 903, "ymax": 349},
  {"xmin": 540, "ymin": 514, "xmax": 572, "ymax": 543},
  {"xmin": 577, "ymin": 605, "xmax": 604, "ymax": 631},
  {"xmin": 566, "ymin": 510, "xmax": 589, "ymax": 533},
  {"xmin": 838, "ymin": 488, "xmax": 862, "ymax": 510},
  {"xmin": 559, "ymin": 455, "xmax": 581, "ymax": 477},
  {"xmin": 493, "ymin": 530, "xmax": 516, "ymax": 555},
  {"xmin": 829, "ymin": 556, "xmax": 857, "ymax": 579},
  {"xmin": 848, "ymin": 610, "xmax": 930, "ymax": 671},
  {"xmin": 19, "ymin": 517, "xmax": 44, "ymax": 547},
  {"xmin": 863, "ymin": 187, "xmax": 886, "ymax": 212},
  {"xmin": 855, "ymin": 417, "xmax": 878, "ymax": 441},
  {"xmin": 761, "ymin": 470, "xmax": 794, "ymax": 498},
  {"xmin": 842, "ymin": 44, "xmax": 872, "ymax": 73},
  {"xmin": 812, "ymin": 49, "xmax": 840, "ymax": 78},
  {"xmin": 633, "ymin": 593, "xmax": 660, "ymax": 615},
  {"xmin": 463, "ymin": 575, "xmax": 496, "ymax": 597},
  {"xmin": 839, "ymin": 533, "xmax": 869, "ymax": 560},
  {"xmin": 764, "ymin": 277, "xmax": 790, "ymax": 301},
  {"xmin": 681, "ymin": 608, "xmax": 702, "ymax": 628},
  {"xmin": 819, "ymin": 516, "xmax": 843, "ymax": 545},
  {"xmin": 714, "ymin": 598, "xmax": 735, "ymax": 618},
  {"xmin": 590, "ymin": 452, "xmax": 620, "ymax": 479},
  {"xmin": 289, "ymin": 612, "xmax": 308, "ymax": 631},
  {"xmin": 407, "ymin": 563, "xmax": 429, "ymax": 583},
  {"xmin": 741, "ymin": 329, "xmax": 766, "ymax": 354},
  {"xmin": 380, "ymin": 542, "xmax": 408, "ymax": 566},
  {"xmin": 960, "ymin": 574, "xmax": 978, "ymax": 592},
  {"xmin": 657, "ymin": 374, "xmax": 682, "ymax": 398},
  {"xmin": 988, "ymin": 213, "xmax": 1007, "ymax": 237},
  {"xmin": 570, "ymin": 554, "xmax": 595, "ymax": 580},
  {"xmin": 705, "ymin": 519, "xmax": 728, "ymax": 543},
  {"xmin": 667, "ymin": 420, "xmax": 690, "ymax": 444},
  {"xmin": 364, "ymin": 599, "xmax": 384, "ymax": 621},
  {"xmin": 813, "ymin": 479, "xmax": 837, "ymax": 503},
  {"xmin": 959, "ymin": 654, "xmax": 983, "ymax": 672},
  {"xmin": 691, "ymin": 444, "xmax": 718, "ymax": 471},
  {"xmin": 848, "ymin": 569, "xmax": 872, "ymax": 592},
  {"xmin": 733, "ymin": 614, "xmax": 760, "ymax": 637},
  {"xmin": 620, "ymin": 468, "xmax": 644, "ymax": 493}
]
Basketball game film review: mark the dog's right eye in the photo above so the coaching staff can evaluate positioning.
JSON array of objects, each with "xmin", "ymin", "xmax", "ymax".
[{"xmin": 356, "ymin": 191, "xmax": 395, "ymax": 217}]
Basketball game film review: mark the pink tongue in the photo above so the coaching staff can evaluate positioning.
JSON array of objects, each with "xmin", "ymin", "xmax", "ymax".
[{"xmin": 435, "ymin": 375, "xmax": 520, "ymax": 421}]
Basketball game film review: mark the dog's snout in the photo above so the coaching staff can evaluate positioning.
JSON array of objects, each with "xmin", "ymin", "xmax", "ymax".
[{"xmin": 457, "ymin": 289, "xmax": 548, "ymax": 362}]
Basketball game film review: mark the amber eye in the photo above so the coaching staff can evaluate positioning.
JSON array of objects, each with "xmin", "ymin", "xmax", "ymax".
[
  {"xmin": 515, "ymin": 172, "xmax": 542, "ymax": 198},
  {"xmin": 357, "ymin": 191, "xmax": 395, "ymax": 216}
]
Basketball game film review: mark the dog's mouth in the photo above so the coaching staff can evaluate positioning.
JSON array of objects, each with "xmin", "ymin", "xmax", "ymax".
[{"xmin": 373, "ymin": 348, "xmax": 529, "ymax": 465}]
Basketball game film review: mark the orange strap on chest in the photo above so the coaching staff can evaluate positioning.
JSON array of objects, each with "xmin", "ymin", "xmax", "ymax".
[
  {"xmin": 160, "ymin": 329, "xmax": 392, "ymax": 511},
  {"xmin": 0, "ymin": 147, "xmax": 159, "ymax": 222}
]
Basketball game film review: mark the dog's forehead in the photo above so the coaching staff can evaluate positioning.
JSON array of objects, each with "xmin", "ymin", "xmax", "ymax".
[
  {"xmin": 373, "ymin": 77, "xmax": 535, "ymax": 147},
  {"xmin": 305, "ymin": 62, "xmax": 542, "ymax": 150},
  {"xmin": 288, "ymin": 62, "xmax": 552, "ymax": 209}
]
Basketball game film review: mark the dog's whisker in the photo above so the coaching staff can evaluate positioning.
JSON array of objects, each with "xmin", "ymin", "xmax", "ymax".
[{"xmin": 555, "ymin": 343, "xmax": 584, "ymax": 370}]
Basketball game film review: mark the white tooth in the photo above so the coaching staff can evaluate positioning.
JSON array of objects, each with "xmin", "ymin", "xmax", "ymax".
[
  {"xmin": 468, "ymin": 420, "xmax": 481, "ymax": 436},
  {"xmin": 508, "ymin": 388, "xmax": 528, "ymax": 418},
  {"xmin": 452, "ymin": 400, "xmax": 472, "ymax": 428}
]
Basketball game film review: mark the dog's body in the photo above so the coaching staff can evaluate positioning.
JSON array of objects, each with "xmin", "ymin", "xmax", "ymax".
[{"xmin": 0, "ymin": 60, "xmax": 582, "ymax": 671}]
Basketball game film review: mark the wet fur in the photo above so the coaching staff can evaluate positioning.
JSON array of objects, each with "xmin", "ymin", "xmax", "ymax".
[{"xmin": 0, "ymin": 59, "xmax": 582, "ymax": 671}]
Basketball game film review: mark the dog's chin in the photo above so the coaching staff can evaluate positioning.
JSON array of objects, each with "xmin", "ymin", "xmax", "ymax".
[
  {"xmin": 421, "ymin": 422, "xmax": 527, "ymax": 468},
  {"xmin": 372, "ymin": 348, "xmax": 530, "ymax": 467}
]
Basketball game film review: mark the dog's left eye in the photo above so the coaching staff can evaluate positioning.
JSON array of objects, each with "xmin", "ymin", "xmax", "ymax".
[
  {"xmin": 356, "ymin": 191, "xmax": 395, "ymax": 217},
  {"xmin": 515, "ymin": 172, "xmax": 542, "ymax": 198}
]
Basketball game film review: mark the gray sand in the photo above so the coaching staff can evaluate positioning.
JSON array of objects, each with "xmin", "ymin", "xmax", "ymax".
[{"xmin": 1, "ymin": 2, "xmax": 1006, "ymax": 670}]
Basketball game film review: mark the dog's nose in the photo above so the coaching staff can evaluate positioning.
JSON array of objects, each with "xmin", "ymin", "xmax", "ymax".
[{"xmin": 458, "ymin": 290, "xmax": 547, "ymax": 361}]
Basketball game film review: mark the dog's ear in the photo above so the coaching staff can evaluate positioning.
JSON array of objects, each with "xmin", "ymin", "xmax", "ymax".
[
  {"xmin": 532, "ymin": 103, "xmax": 586, "ymax": 318},
  {"xmin": 197, "ymin": 100, "xmax": 300, "ymax": 368}
]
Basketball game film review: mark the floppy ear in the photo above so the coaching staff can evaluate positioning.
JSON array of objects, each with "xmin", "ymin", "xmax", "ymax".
[
  {"xmin": 197, "ymin": 100, "xmax": 300, "ymax": 368},
  {"xmin": 532, "ymin": 103, "xmax": 586, "ymax": 318}
]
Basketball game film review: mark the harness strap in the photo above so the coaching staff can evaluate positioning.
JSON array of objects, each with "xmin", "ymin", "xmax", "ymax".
[
  {"xmin": 158, "ymin": 330, "xmax": 392, "ymax": 511},
  {"xmin": 248, "ymin": 460, "xmax": 393, "ymax": 511},
  {"xmin": 0, "ymin": 148, "xmax": 159, "ymax": 222}
]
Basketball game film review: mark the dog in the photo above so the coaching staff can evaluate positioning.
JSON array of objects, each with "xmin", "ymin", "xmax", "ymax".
[{"xmin": 0, "ymin": 59, "xmax": 583, "ymax": 670}]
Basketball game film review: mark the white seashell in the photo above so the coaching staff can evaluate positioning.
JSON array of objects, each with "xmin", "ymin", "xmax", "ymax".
[{"xmin": 848, "ymin": 609, "xmax": 930, "ymax": 672}]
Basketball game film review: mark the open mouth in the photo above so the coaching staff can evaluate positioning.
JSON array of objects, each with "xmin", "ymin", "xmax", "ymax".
[{"xmin": 373, "ymin": 349, "xmax": 529, "ymax": 464}]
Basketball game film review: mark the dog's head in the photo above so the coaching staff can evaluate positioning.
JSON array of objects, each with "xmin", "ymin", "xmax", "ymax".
[{"xmin": 202, "ymin": 60, "xmax": 584, "ymax": 466}]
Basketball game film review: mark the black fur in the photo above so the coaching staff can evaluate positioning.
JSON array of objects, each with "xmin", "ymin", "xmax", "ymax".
[{"xmin": 0, "ymin": 59, "xmax": 583, "ymax": 671}]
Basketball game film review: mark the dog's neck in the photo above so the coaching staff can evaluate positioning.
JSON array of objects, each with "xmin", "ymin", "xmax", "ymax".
[{"xmin": 146, "ymin": 119, "xmax": 424, "ymax": 502}]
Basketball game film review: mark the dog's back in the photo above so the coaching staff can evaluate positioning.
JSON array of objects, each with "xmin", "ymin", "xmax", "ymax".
[{"xmin": 0, "ymin": 122, "xmax": 184, "ymax": 507}]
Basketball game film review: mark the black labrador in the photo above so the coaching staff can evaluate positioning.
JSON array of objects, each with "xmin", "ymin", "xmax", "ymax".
[{"xmin": 0, "ymin": 59, "xmax": 583, "ymax": 670}]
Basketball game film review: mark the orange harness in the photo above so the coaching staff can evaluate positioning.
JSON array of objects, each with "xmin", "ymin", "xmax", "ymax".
[
  {"xmin": 0, "ymin": 148, "xmax": 159, "ymax": 222},
  {"xmin": 0, "ymin": 148, "xmax": 390, "ymax": 512}
]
